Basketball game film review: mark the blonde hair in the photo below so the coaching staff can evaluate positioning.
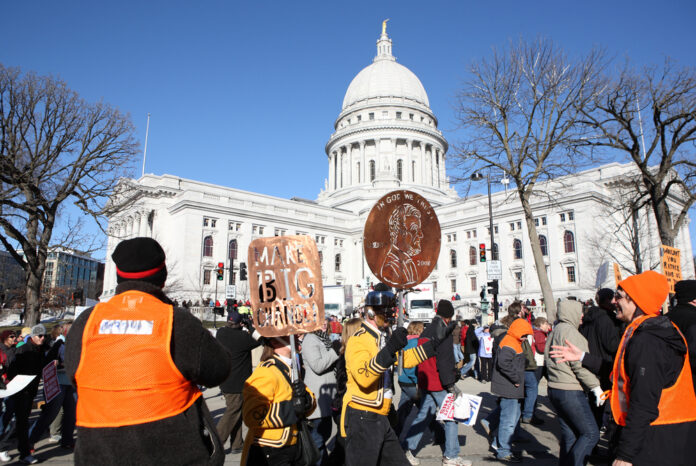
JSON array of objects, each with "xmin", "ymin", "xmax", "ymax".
[
  {"xmin": 407, "ymin": 321, "xmax": 424, "ymax": 336},
  {"xmin": 340, "ymin": 318, "xmax": 364, "ymax": 354}
]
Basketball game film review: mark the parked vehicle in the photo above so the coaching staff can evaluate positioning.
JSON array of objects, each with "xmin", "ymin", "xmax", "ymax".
[
  {"xmin": 405, "ymin": 282, "xmax": 435, "ymax": 322},
  {"xmin": 323, "ymin": 285, "xmax": 354, "ymax": 318}
]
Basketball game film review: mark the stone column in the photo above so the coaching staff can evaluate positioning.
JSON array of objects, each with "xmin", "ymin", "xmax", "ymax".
[
  {"xmin": 360, "ymin": 141, "xmax": 366, "ymax": 184},
  {"xmin": 328, "ymin": 152, "xmax": 334, "ymax": 191},
  {"xmin": 348, "ymin": 144, "xmax": 353, "ymax": 187}
]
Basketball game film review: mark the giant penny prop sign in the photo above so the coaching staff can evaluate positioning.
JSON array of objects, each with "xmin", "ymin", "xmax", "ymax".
[
  {"xmin": 248, "ymin": 235, "xmax": 324, "ymax": 337},
  {"xmin": 364, "ymin": 190, "xmax": 441, "ymax": 289}
]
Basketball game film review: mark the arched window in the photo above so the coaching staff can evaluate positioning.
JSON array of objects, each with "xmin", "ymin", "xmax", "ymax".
[
  {"xmin": 397, "ymin": 159, "xmax": 403, "ymax": 181},
  {"xmin": 203, "ymin": 235, "xmax": 213, "ymax": 257},
  {"xmin": 228, "ymin": 239, "xmax": 237, "ymax": 260},
  {"xmin": 469, "ymin": 246, "xmax": 477, "ymax": 266},
  {"xmin": 539, "ymin": 235, "xmax": 548, "ymax": 256},
  {"xmin": 335, "ymin": 254, "xmax": 341, "ymax": 272},
  {"xmin": 564, "ymin": 230, "xmax": 575, "ymax": 253},
  {"xmin": 369, "ymin": 160, "xmax": 376, "ymax": 182},
  {"xmin": 450, "ymin": 249, "xmax": 457, "ymax": 268},
  {"xmin": 513, "ymin": 239, "xmax": 522, "ymax": 260},
  {"xmin": 492, "ymin": 243, "xmax": 499, "ymax": 261}
]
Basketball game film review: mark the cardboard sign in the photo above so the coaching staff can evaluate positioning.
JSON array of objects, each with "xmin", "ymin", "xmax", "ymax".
[
  {"xmin": 248, "ymin": 235, "xmax": 324, "ymax": 337},
  {"xmin": 42, "ymin": 362, "xmax": 60, "ymax": 404},
  {"xmin": 613, "ymin": 263, "xmax": 622, "ymax": 286},
  {"xmin": 660, "ymin": 245, "xmax": 682, "ymax": 293}
]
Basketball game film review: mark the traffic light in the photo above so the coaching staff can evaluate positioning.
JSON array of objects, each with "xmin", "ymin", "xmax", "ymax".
[
  {"xmin": 479, "ymin": 243, "xmax": 486, "ymax": 262},
  {"xmin": 487, "ymin": 280, "xmax": 499, "ymax": 296},
  {"xmin": 216, "ymin": 262, "xmax": 224, "ymax": 281},
  {"xmin": 240, "ymin": 262, "xmax": 247, "ymax": 281}
]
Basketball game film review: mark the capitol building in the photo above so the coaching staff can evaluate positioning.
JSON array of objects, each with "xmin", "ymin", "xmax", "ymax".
[{"xmin": 101, "ymin": 29, "xmax": 695, "ymax": 308}]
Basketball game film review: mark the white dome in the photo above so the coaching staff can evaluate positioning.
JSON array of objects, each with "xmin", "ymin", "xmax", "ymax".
[{"xmin": 342, "ymin": 59, "xmax": 430, "ymax": 110}]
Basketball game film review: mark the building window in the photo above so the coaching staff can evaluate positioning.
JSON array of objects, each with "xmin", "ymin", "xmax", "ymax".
[
  {"xmin": 318, "ymin": 250, "xmax": 323, "ymax": 264},
  {"xmin": 534, "ymin": 218, "xmax": 539, "ymax": 227},
  {"xmin": 369, "ymin": 112, "xmax": 374, "ymax": 120},
  {"xmin": 203, "ymin": 236, "xmax": 213, "ymax": 257},
  {"xmin": 252, "ymin": 225, "xmax": 264, "ymax": 235},
  {"xmin": 203, "ymin": 218, "xmax": 209, "ymax": 227},
  {"xmin": 274, "ymin": 228, "xmax": 286, "ymax": 236},
  {"xmin": 397, "ymin": 159, "xmax": 403, "ymax": 181},
  {"xmin": 515, "ymin": 271, "xmax": 523, "ymax": 288},
  {"xmin": 469, "ymin": 246, "xmax": 477, "ymax": 266},
  {"xmin": 539, "ymin": 235, "xmax": 548, "ymax": 256},
  {"xmin": 396, "ymin": 111, "xmax": 402, "ymax": 119},
  {"xmin": 568, "ymin": 211, "xmax": 574, "ymax": 221},
  {"xmin": 567, "ymin": 265, "xmax": 576, "ymax": 283},
  {"xmin": 517, "ymin": 221, "xmax": 522, "ymax": 230},
  {"xmin": 335, "ymin": 254, "xmax": 341, "ymax": 272},
  {"xmin": 564, "ymin": 230, "xmax": 575, "ymax": 253},
  {"xmin": 560, "ymin": 213, "xmax": 566, "ymax": 222},
  {"xmin": 203, "ymin": 269, "xmax": 211, "ymax": 285},
  {"xmin": 357, "ymin": 115, "xmax": 362, "ymax": 122},
  {"xmin": 510, "ymin": 222, "xmax": 515, "ymax": 231},
  {"xmin": 513, "ymin": 239, "xmax": 523, "ymax": 259},
  {"xmin": 334, "ymin": 238, "xmax": 344, "ymax": 247},
  {"xmin": 315, "ymin": 235, "xmax": 325, "ymax": 244},
  {"xmin": 228, "ymin": 221, "xmax": 241, "ymax": 231},
  {"xmin": 451, "ymin": 279, "xmax": 457, "ymax": 293},
  {"xmin": 228, "ymin": 239, "xmax": 237, "ymax": 260},
  {"xmin": 409, "ymin": 113, "xmax": 414, "ymax": 120},
  {"xmin": 492, "ymin": 243, "xmax": 499, "ymax": 261},
  {"xmin": 369, "ymin": 160, "xmax": 376, "ymax": 182},
  {"xmin": 542, "ymin": 216, "xmax": 547, "ymax": 226},
  {"xmin": 450, "ymin": 250, "xmax": 457, "ymax": 268},
  {"xmin": 470, "ymin": 276, "xmax": 477, "ymax": 291}
]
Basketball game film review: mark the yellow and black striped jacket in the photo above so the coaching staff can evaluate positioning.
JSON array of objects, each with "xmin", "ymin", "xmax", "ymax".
[
  {"xmin": 241, "ymin": 355, "xmax": 316, "ymax": 464},
  {"xmin": 340, "ymin": 321, "xmax": 432, "ymax": 436}
]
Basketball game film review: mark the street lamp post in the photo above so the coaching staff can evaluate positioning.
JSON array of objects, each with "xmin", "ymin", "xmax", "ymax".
[{"xmin": 472, "ymin": 170, "xmax": 499, "ymax": 321}]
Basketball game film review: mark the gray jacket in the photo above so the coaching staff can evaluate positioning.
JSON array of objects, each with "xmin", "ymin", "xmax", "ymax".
[
  {"xmin": 301, "ymin": 332, "xmax": 339, "ymax": 419},
  {"xmin": 544, "ymin": 300, "xmax": 600, "ymax": 391}
]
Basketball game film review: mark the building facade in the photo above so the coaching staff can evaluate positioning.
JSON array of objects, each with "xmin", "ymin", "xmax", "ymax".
[{"xmin": 101, "ymin": 29, "xmax": 694, "ymax": 308}]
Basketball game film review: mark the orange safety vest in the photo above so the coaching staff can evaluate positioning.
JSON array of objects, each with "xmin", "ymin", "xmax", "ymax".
[
  {"xmin": 75, "ymin": 290, "xmax": 201, "ymax": 428},
  {"xmin": 610, "ymin": 315, "xmax": 696, "ymax": 426}
]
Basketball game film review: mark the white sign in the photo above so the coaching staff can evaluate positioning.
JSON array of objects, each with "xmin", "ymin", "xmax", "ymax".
[
  {"xmin": 486, "ymin": 260, "xmax": 502, "ymax": 280},
  {"xmin": 226, "ymin": 285, "xmax": 236, "ymax": 299}
]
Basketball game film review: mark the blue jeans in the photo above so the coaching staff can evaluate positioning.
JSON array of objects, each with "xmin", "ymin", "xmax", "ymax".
[
  {"xmin": 522, "ymin": 370, "xmax": 538, "ymax": 421},
  {"xmin": 548, "ymin": 388, "xmax": 599, "ymax": 466},
  {"xmin": 403, "ymin": 390, "xmax": 459, "ymax": 459},
  {"xmin": 492, "ymin": 397, "xmax": 521, "ymax": 458},
  {"xmin": 453, "ymin": 344, "xmax": 464, "ymax": 363},
  {"xmin": 461, "ymin": 353, "xmax": 478, "ymax": 378},
  {"xmin": 309, "ymin": 416, "xmax": 333, "ymax": 465},
  {"xmin": 396, "ymin": 383, "xmax": 419, "ymax": 437}
]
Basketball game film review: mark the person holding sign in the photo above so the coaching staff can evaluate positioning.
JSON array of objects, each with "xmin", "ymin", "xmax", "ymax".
[
  {"xmin": 341, "ymin": 284, "xmax": 452, "ymax": 466},
  {"xmin": 65, "ymin": 238, "xmax": 231, "ymax": 466},
  {"xmin": 241, "ymin": 336, "xmax": 316, "ymax": 466}
]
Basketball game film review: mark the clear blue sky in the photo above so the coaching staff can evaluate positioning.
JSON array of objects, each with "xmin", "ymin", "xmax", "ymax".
[{"xmin": 2, "ymin": 0, "xmax": 695, "ymax": 259}]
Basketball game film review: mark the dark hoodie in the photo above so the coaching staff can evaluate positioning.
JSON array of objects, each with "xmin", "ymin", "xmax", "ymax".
[
  {"xmin": 491, "ymin": 319, "xmax": 532, "ymax": 399},
  {"xmin": 616, "ymin": 315, "xmax": 696, "ymax": 466},
  {"xmin": 579, "ymin": 305, "xmax": 622, "ymax": 389}
]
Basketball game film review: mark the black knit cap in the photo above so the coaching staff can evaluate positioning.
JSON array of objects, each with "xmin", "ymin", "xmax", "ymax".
[
  {"xmin": 675, "ymin": 280, "xmax": 696, "ymax": 304},
  {"xmin": 112, "ymin": 237, "xmax": 167, "ymax": 287},
  {"xmin": 437, "ymin": 299, "xmax": 454, "ymax": 318}
]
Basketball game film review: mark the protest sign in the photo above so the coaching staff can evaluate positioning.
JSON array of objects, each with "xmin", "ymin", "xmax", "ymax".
[
  {"xmin": 660, "ymin": 245, "xmax": 682, "ymax": 293},
  {"xmin": 248, "ymin": 235, "xmax": 324, "ymax": 337},
  {"xmin": 42, "ymin": 362, "xmax": 60, "ymax": 403}
]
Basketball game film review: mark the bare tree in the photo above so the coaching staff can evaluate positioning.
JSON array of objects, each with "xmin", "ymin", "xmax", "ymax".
[
  {"xmin": 0, "ymin": 64, "xmax": 138, "ymax": 325},
  {"xmin": 451, "ymin": 38, "xmax": 606, "ymax": 322},
  {"xmin": 580, "ymin": 60, "xmax": 696, "ymax": 247}
]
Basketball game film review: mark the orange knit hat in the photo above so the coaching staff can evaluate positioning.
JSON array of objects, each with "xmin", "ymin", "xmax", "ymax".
[{"xmin": 618, "ymin": 270, "xmax": 669, "ymax": 316}]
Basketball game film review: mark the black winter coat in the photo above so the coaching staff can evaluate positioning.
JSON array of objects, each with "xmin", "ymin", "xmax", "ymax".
[
  {"xmin": 579, "ymin": 305, "xmax": 622, "ymax": 389},
  {"xmin": 668, "ymin": 302, "xmax": 696, "ymax": 390},
  {"xmin": 463, "ymin": 325, "xmax": 479, "ymax": 354},
  {"xmin": 421, "ymin": 316, "xmax": 456, "ymax": 389},
  {"xmin": 615, "ymin": 316, "xmax": 696, "ymax": 465},
  {"xmin": 216, "ymin": 325, "xmax": 261, "ymax": 393},
  {"xmin": 65, "ymin": 281, "xmax": 232, "ymax": 466}
]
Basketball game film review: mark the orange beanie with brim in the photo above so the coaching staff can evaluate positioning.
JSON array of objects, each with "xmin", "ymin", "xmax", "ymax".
[{"xmin": 618, "ymin": 270, "xmax": 669, "ymax": 316}]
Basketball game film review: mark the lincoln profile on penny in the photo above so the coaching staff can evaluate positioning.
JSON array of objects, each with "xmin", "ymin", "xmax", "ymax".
[{"xmin": 380, "ymin": 203, "xmax": 423, "ymax": 287}]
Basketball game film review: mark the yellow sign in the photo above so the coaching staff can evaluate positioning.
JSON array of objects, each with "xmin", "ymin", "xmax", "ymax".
[
  {"xmin": 248, "ymin": 235, "xmax": 324, "ymax": 337},
  {"xmin": 613, "ymin": 263, "xmax": 622, "ymax": 285},
  {"xmin": 660, "ymin": 245, "xmax": 682, "ymax": 293}
]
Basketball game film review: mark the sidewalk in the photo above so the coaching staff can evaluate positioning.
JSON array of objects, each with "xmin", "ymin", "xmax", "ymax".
[{"xmin": 18, "ymin": 376, "xmax": 578, "ymax": 465}]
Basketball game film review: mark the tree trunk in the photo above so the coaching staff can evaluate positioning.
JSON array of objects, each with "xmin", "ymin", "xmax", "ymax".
[
  {"xmin": 519, "ymin": 192, "xmax": 557, "ymax": 323},
  {"xmin": 651, "ymin": 193, "xmax": 676, "ymax": 247},
  {"xmin": 24, "ymin": 271, "xmax": 42, "ymax": 326}
]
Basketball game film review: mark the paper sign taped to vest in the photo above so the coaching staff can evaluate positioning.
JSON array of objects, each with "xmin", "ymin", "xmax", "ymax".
[
  {"xmin": 42, "ymin": 362, "xmax": 60, "ymax": 404},
  {"xmin": 0, "ymin": 375, "xmax": 35, "ymax": 399},
  {"xmin": 248, "ymin": 235, "xmax": 324, "ymax": 337}
]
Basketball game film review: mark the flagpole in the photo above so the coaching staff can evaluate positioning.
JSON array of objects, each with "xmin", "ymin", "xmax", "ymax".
[{"xmin": 142, "ymin": 113, "xmax": 151, "ymax": 177}]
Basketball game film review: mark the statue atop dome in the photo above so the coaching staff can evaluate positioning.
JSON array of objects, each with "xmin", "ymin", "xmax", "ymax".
[{"xmin": 382, "ymin": 19, "xmax": 389, "ymax": 36}]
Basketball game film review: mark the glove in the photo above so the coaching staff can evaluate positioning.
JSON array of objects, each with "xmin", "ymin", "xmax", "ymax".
[
  {"xmin": 446, "ymin": 384, "xmax": 462, "ymax": 397},
  {"xmin": 385, "ymin": 327, "xmax": 408, "ymax": 355},
  {"xmin": 330, "ymin": 339, "xmax": 342, "ymax": 355},
  {"xmin": 291, "ymin": 380, "xmax": 310, "ymax": 419},
  {"xmin": 591, "ymin": 386, "xmax": 605, "ymax": 407},
  {"xmin": 430, "ymin": 321, "xmax": 457, "ymax": 351}
]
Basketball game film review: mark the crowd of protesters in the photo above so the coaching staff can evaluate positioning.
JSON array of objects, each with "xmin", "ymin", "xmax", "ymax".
[{"xmin": 1, "ymin": 236, "xmax": 695, "ymax": 466}]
